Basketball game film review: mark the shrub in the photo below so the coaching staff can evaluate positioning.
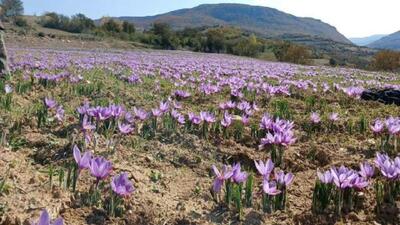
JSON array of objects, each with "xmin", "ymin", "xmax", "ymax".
[
  {"xmin": 39, "ymin": 12, "xmax": 95, "ymax": 33},
  {"xmin": 283, "ymin": 45, "xmax": 311, "ymax": 65},
  {"xmin": 372, "ymin": 50, "xmax": 400, "ymax": 71},
  {"xmin": 13, "ymin": 16, "xmax": 27, "ymax": 27},
  {"xmin": 122, "ymin": 21, "xmax": 135, "ymax": 34}
]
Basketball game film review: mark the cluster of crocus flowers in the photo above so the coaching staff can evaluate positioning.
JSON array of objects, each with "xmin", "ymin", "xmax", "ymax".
[
  {"xmin": 44, "ymin": 97, "xmax": 64, "ymax": 123},
  {"xmin": 343, "ymin": 86, "xmax": 364, "ymax": 99},
  {"xmin": 31, "ymin": 209, "xmax": 63, "ymax": 225},
  {"xmin": 255, "ymin": 159, "xmax": 294, "ymax": 213},
  {"xmin": 259, "ymin": 114, "xmax": 296, "ymax": 166},
  {"xmin": 374, "ymin": 152, "xmax": 400, "ymax": 210},
  {"xmin": 312, "ymin": 163, "xmax": 372, "ymax": 216},
  {"xmin": 370, "ymin": 117, "xmax": 400, "ymax": 153},
  {"xmin": 174, "ymin": 90, "xmax": 191, "ymax": 100},
  {"xmin": 211, "ymin": 163, "xmax": 251, "ymax": 220},
  {"xmin": 72, "ymin": 145, "xmax": 134, "ymax": 216},
  {"xmin": 210, "ymin": 159, "xmax": 294, "ymax": 218}
]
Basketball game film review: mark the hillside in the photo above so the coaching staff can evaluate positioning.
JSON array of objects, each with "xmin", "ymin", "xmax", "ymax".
[
  {"xmin": 368, "ymin": 31, "xmax": 400, "ymax": 50},
  {"xmin": 350, "ymin": 34, "xmax": 387, "ymax": 46},
  {"xmin": 117, "ymin": 3, "xmax": 351, "ymax": 44}
]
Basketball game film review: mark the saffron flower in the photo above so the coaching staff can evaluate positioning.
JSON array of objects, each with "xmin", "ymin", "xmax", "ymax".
[
  {"xmin": 44, "ymin": 97, "xmax": 57, "ymax": 109},
  {"xmin": 359, "ymin": 162, "xmax": 374, "ymax": 179},
  {"xmin": 275, "ymin": 170, "xmax": 294, "ymax": 187},
  {"xmin": 188, "ymin": 112, "xmax": 201, "ymax": 125},
  {"xmin": 211, "ymin": 165, "xmax": 233, "ymax": 193},
  {"xmin": 152, "ymin": 108, "xmax": 163, "ymax": 117},
  {"xmin": 31, "ymin": 209, "xmax": 63, "ymax": 225},
  {"xmin": 159, "ymin": 101, "xmax": 169, "ymax": 113},
  {"xmin": 118, "ymin": 122, "xmax": 134, "ymax": 135},
  {"xmin": 221, "ymin": 112, "xmax": 232, "ymax": 128},
  {"xmin": 329, "ymin": 112, "xmax": 339, "ymax": 122},
  {"xmin": 254, "ymin": 159, "xmax": 274, "ymax": 178},
  {"xmin": 370, "ymin": 119, "xmax": 384, "ymax": 134},
  {"xmin": 262, "ymin": 179, "xmax": 281, "ymax": 196},
  {"xmin": 200, "ymin": 111, "xmax": 216, "ymax": 123},
  {"xmin": 133, "ymin": 107, "xmax": 148, "ymax": 121},
  {"xmin": 111, "ymin": 172, "xmax": 135, "ymax": 197},
  {"xmin": 232, "ymin": 163, "xmax": 248, "ymax": 184},
  {"xmin": 310, "ymin": 112, "xmax": 321, "ymax": 124},
  {"xmin": 317, "ymin": 170, "xmax": 333, "ymax": 184},
  {"xmin": 55, "ymin": 106, "xmax": 64, "ymax": 122},
  {"xmin": 375, "ymin": 153, "xmax": 399, "ymax": 180},
  {"xmin": 90, "ymin": 157, "xmax": 112, "ymax": 181},
  {"xmin": 73, "ymin": 145, "xmax": 92, "ymax": 170}
]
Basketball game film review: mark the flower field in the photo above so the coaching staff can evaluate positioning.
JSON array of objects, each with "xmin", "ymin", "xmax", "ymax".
[{"xmin": 0, "ymin": 47, "xmax": 400, "ymax": 224}]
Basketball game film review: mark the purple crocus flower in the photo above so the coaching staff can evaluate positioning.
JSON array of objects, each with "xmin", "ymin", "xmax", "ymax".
[
  {"xmin": 174, "ymin": 90, "xmax": 191, "ymax": 99},
  {"xmin": 352, "ymin": 177, "xmax": 369, "ymax": 190},
  {"xmin": 31, "ymin": 209, "xmax": 63, "ymax": 225},
  {"xmin": 359, "ymin": 162, "xmax": 374, "ymax": 179},
  {"xmin": 275, "ymin": 170, "xmax": 294, "ymax": 187},
  {"xmin": 44, "ymin": 97, "xmax": 57, "ymax": 109},
  {"xmin": 200, "ymin": 111, "xmax": 216, "ymax": 123},
  {"xmin": 55, "ymin": 106, "xmax": 64, "ymax": 122},
  {"xmin": 98, "ymin": 107, "xmax": 112, "ymax": 121},
  {"xmin": 118, "ymin": 122, "xmax": 134, "ymax": 135},
  {"xmin": 159, "ymin": 101, "xmax": 169, "ymax": 113},
  {"xmin": 375, "ymin": 153, "xmax": 399, "ymax": 180},
  {"xmin": 241, "ymin": 114, "xmax": 250, "ymax": 125},
  {"xmin": 77, "ymin": 101, "xmax": 90, "ymax": 115},
  {"xmin": 310, "ymin": 112, "xmax": 321, "ymax": 124},
  {"xmin": 260, "ymin": 113, "xmax": 273, "ymax": 130},
  {"xmin": 111, "ymin": 172, "xmax": 135, "ymax": 197},
  {"xmin": 90, "ymin": 157, "xmax": 112, "ymax": 181},
  {"xmin": 73, "ymin": 145, "xmax": 92, "ymax": 170},
  {"xmin": 329, "ymin": 113, "xmax": 339, "ymax": 122},
  {"xmin": 219, "ymin": 101, "xmax": 236, "ymax": 110},
  {"xmin": 133, "ymin": 107, "xmax": 148, "ymax": 121},
  {"xmin": 211, "ymin": 165, "xmax": 233, "ymax": 193},
  {"xmin": 317, "ymin": 170, "xmax": 333, "ymax": 184},
  {"xmin": 370, "ymin": 120, "xmax": 384, "ymax": 134},
  {"xmin": 152, "ymin": 108, "xmax": 163, "ymax": 117},
  {"xmin": 254, "ymin": 159, "xmax": 274, "ymax": 178},
  {"xmin": 232, "ymin": 163, "xmax": 248, "ymax": 184},
  {"xmin": 262, "ymin": 179, "xmax": 281, "ymax": 196},
  {"xmin": 330, "ymin": 166, "xmax": 358, "ymax": 189},
  {"xmin": 82, "ymin": 115, "xmax": 95, "ymax": 131},
  {"xmin": 124, "ymin": 111, "xmax": 135, "ymax": 123},
  {"xmin": 221, "ymin": 112, "xmax": 232, "ymax": 128},
  {"xmin": 109, "ymin": 104, "xmax": 124, "ymax": 118},
  {"xmin": 188, "ymin": 112, "xmax": 201, "ymax": 125}
]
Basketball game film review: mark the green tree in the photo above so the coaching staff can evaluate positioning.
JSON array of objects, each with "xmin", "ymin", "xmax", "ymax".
[
  {"xmin": 206, "ymin": 28, "xmax": 225, "ymax": 53},
  {"xmin": 122, "ymin": 21, "xmax": 135, "ymax": 34},
  {"xmin": 101, "ymin": 19, "xmax": 122, "ymax": 33},
  {"xmin": 0, "ymin": 0, "xmax": 23, "ymax": 18},
  {"xmin": 151, "ymin": 22, "xmax": 178, "ymax": 49},
  {"xmin": 69, "ymin": 13, "xmax": 95, "ymax": 33}
]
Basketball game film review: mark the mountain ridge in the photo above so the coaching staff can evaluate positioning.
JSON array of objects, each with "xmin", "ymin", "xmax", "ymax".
[
  {"xmin": 368, "ymin": 31, "xmax": 400, "ymax": 50},
  {"xmin": 350, "ymin": 34, "xmax": 387, "ymax": 46},
  {"xmin": 115, "ymin": 3, "xmax": 351, "ymax": 44}
]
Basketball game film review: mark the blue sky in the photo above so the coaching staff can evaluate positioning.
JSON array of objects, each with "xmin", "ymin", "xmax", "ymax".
[{"xmin": 22, "ymin": 0, "xmax": 400, "ymax": 38}]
